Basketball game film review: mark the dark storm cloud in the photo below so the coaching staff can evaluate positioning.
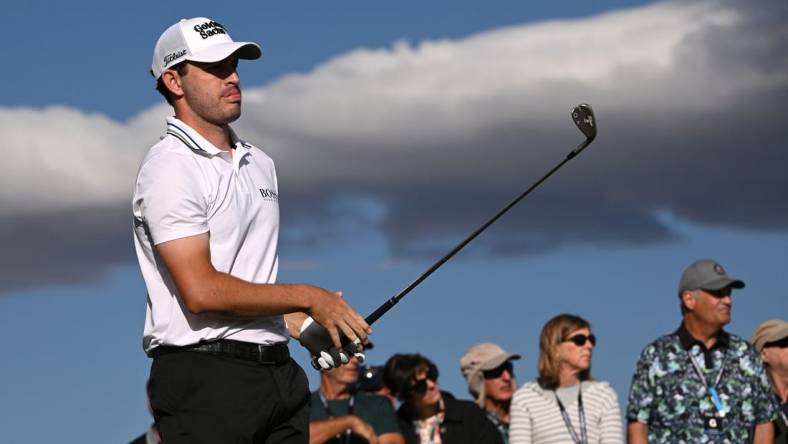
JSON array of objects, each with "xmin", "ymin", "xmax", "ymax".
[{"xmin": 0, "ymin": 206, "xmax": 134, "ymax": 292}]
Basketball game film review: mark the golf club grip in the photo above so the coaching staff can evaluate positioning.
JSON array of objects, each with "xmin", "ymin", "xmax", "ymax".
[{"xmin": 364, "ymin": 153, "xmax": 576, "ymax": 326}]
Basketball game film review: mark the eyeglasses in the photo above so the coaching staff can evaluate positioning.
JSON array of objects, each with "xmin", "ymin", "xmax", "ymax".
[
  {"xmin": 764, "ymin": 337, "xmax": 788, "ymax": 349},
  {"xmin": 565, "ymin": 334, "xmax": 596, "ymax": 347},
  {"xmin": 409, "ymin": 365, "xmax": 439, "ymax": 395},
  {"xmin": 483, "ymin": 361, "xmax": 514, "ymax": 379}
]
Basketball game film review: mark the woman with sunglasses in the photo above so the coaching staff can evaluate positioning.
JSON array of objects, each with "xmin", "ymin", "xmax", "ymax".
[
  {"xmin": 510, "ymin": 314, "xmax": 623, "ymax": 444},
  {"xmin": 383, "ymin": 353, "xmax": 503, "ymax": 444}
]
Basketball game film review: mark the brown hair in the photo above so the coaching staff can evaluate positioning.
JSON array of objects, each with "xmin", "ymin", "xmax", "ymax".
[{"xmin": 537, "ymin": 313, "xmax": 592, "ymax": 388}]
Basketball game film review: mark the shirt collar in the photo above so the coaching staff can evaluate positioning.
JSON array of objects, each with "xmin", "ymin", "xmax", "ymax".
[
  {"xmin": 676, "ymin": 322, "xmax": 730, "ymax": 351},
  {"xmin": 165, "ymin": 116, "xmax": 250, "ymax": 156}
]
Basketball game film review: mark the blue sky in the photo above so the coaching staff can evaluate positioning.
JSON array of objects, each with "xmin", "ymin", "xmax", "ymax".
[{"xmin": 1, "ymin": 1, "xmax": 787, "ymax": 442}]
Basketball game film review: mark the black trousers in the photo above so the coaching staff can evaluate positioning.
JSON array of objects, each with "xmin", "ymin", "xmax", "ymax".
[{"xmin": 149, "ymin": 350, "xmax": 310, "ymax": 443}]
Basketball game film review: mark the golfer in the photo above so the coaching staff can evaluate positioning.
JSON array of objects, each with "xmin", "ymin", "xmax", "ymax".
[
  {"xmin": 510, "ymin": 314, "xmax": 623, "ymax": 444},
  {"xmin": 133, "ymin": 17, "xmax": 370, "ymax": 443}
]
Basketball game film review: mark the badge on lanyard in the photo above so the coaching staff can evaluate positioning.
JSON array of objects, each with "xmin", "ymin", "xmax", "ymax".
[
  {"xmin": 702, "ymin": 387, "xmax": 727, "ymax": 435},
  {"xmin": 702, "ymin": 411, "xmax": 725, "ymax": 435}
]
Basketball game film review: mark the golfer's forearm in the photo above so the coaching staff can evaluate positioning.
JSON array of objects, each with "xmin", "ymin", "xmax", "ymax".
[
  {"xmin": 181, "ymin": 270, "xmax": 315, "ymax": 316},
  {"xmin": 309, "ymin": 417, "xmax": 356, "ymax": 444}
]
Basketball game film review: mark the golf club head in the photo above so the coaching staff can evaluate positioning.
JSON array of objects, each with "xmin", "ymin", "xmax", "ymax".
[
  {"xmin": 569, "ymin": 103, "xmax": 596, "ymax": 157},
  {"xmin": 572, "ymin": 104, "xmax": 596, "ymax": 140}
]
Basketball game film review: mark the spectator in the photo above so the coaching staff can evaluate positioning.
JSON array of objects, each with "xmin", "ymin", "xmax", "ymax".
[
  {"xmin": 309, "ymin": 346, "xmax": 404, "ymax": 444},
  {"xmin": 627, "ymin": 259, "xmax": 776, "ymax": 443},
  {"xmin": 510, "ymin": 314, "xmax": 623, "ymax": 443},
  {"xmin": 358, "ymin": 365, "xmax": 397, "ymax": 408},
  {"xmin": 460, "ymin": 343, "xmax": 521, "ymax": 444},
  {"xmin": 752, "ymin": 319, "xmax": 788, "ymax": 443},
  {"xmin": 384, "ymin": 353, "xmax": 503, "ymax": 444}
]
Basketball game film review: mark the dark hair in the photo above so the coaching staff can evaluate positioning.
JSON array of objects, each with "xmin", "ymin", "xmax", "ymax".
[
  {"xmin": 155, "ymin": 62, "xmax": 189, "ymax": 106},
  {"xmin": 383, "ymin": 353, "xmax": 438, "ymax": 400},
  {"xmin": 356, "ymin": 365, "xmax": 384, "ymax": 393},
  {"xmin": 537, "ymin": 313, "xmax": 592, "ymax": 389}
]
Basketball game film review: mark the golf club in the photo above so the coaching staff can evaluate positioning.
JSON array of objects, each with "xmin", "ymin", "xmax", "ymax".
[
  {"xmin": 364, "ymin": 103, "xmax": 597, "ymax": 325},
  {"xmin": 304, "ymin": 104, "xmax": 597, "ymax": 369}
]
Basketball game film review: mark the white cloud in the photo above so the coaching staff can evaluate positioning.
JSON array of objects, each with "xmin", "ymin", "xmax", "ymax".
[{"xmin": 1, "ymin": 0, "xmax": 785, "ymax": 290}]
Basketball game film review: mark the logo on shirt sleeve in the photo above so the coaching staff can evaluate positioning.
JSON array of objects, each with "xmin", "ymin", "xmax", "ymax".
[{"xmin": 259, "ymin": 188, "xmax": 279, "ymax": 202}]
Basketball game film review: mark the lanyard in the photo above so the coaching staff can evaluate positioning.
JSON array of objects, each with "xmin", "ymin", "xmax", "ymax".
[
  {"xmin": 318, "ymin": 392, "xmax": 355, "ymax": 443},
  {"xmin": 554, "ymin": 386, "xmax": 587, "ymax": 444},
  {"xmin": 687, "ymin": 348, "xmax": 727, "ymax": 414}
]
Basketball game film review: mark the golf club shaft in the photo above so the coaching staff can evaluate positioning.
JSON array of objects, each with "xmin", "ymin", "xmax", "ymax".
[{"xmin": 364, "ymin": 137, "xmax": 592, "ymax": 326}]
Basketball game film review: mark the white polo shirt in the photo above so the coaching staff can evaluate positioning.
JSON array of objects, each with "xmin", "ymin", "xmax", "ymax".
[{"xmin": 133, "ymin": 117, "xmax": 287, "ymax": 353}]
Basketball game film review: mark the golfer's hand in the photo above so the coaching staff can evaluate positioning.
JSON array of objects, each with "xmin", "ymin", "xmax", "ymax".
[
  {"xmin": 306, "ymin": 290, "xmax": 371, "ymax": 351},
  {"xmin": 299, "ymin": 317, "xmax": 367, "ymax": 369}
]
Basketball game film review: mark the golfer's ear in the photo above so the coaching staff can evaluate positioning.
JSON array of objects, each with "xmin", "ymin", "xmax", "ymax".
[{"xmin": 162, "ymin": 70, "xmax": 184, "ymax": 97}]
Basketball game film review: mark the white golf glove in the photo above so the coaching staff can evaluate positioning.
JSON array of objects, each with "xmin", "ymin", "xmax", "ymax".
[{"xmin": 299, "ymin": 317, "xmax": 365, "ymax": 370}]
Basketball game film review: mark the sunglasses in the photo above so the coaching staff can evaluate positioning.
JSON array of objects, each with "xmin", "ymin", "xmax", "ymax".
[
  {"xmin": 565, "ymin": 333, "xmax": 596, "ymax": 347},
  {"xmin": 703, "ymin": 288, "xmax": 732, "ymax": 298},
  {"xmin": 483, "ymin": 361, "xmax": 514, "ymax": 379},
  {"xmin": 764, "ymin": 337, "xmax": 788, "ymax": 349},
  {"xmin": 409, "ymin": 365, "xmax": 439, "ymax": 395}
]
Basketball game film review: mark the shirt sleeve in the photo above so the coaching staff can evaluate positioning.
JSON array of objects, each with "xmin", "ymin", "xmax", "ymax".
[
  {"xmin": 509, "ymin": 389, "xmax": 533, "ymax": 444},
  {"xmin": 598, "ymin": 383, "xmax": 625, "ymax": 444},
  {"xmin": 749, "ymin": 348, "xmax": 779, "ymax": 424},
  {"xmin": 135, "ymin": 152, "xmax": 209, "ymax": 245},
  {"xmin": 626, "ymin": 345, "xmax": 656, "ymax": 424}
]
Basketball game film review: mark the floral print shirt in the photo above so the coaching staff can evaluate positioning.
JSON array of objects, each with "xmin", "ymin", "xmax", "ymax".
[{"xmin": 627, "ymin": 323, "xmax": 777, "ymax": 443}]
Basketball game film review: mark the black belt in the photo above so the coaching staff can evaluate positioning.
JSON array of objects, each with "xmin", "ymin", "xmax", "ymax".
[{"xmin": 150, "ymin": 340, "xmax": 290, "ymax": 365}]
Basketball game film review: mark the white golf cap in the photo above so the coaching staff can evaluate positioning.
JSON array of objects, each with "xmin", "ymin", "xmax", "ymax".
[{"xmin": 151, "ymin": 17, "xmax": 261, "ymax": 79}]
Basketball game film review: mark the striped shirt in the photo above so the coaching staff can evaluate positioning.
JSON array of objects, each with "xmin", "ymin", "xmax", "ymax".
[{"xmin": 509, "ymin": 381, "xmax": 623, "ymax": 444}]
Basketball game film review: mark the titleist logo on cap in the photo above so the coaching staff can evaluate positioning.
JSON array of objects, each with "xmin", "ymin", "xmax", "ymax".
[
  {"xmin": 193, "ymin": 20, "xmax": 227, "ymax": 39},
  {"xmin": 164, "ymin": 49, "xmax": 187, "ymax": 65}
]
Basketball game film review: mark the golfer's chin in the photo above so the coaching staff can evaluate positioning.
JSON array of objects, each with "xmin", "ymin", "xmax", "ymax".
[{"xmin": 224, "ymin": 107, "xmax": 242, "ymax": 124}]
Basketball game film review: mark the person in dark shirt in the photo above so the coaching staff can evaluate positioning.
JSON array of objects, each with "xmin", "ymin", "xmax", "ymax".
[
  {"xmin": 460, "ymin": 342, "xmax": 521, "ymax": 444},
  {"xmin": 383, "ymin": 353, "xmax": 503, "ymax": 444},
  {"xmin": 310, "ymin": 348, "xmax": 403, "ymax": 444}
]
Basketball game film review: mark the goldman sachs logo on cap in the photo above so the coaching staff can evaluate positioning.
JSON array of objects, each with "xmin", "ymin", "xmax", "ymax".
[{"xmin": 193, "ymin": 20, "xmax": 227, "ymax": 40}]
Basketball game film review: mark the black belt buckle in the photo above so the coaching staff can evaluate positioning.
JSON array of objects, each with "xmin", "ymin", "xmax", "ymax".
[{"xmin": 257, "ymin": 343, "xmax": 285, "ymax": 365}]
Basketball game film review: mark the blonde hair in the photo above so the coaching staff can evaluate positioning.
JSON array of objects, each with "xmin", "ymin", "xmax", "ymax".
[{"xmin": 537, "ymin": 313, "xmax": 592, "ymax": 388}]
